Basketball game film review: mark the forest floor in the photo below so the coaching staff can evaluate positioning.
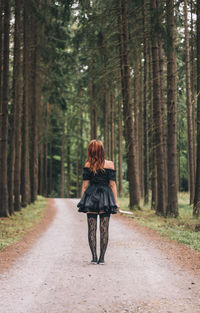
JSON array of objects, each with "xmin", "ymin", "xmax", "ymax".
[
  {"xmin": 0, "ymin": 198, "xmax": 199, "ymax": 313},
  {"xmin": 119, "ymin": 193, "xmax": 200, "ymax": 252}
]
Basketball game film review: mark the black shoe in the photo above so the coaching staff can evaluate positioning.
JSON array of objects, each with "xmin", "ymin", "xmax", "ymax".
[
  {"xmin": 98, "ymin": 258, "xmax": 104, "ymax": 265},
  {"xmin": 91, "ymin": 258, "xmax": 98, "ymax": 264}
]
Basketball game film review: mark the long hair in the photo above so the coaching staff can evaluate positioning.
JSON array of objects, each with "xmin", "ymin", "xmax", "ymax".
[{"xmin": 86, "ymin": 139, "xmax": 105, "ymax": 174}]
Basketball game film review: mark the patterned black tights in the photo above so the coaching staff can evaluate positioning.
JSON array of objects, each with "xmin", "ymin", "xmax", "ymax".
[
  {"xmin": 99, "ymin": 213, "xmax": 110, "ymax": 262},
  {"xmin": 87, "ymin": 214, "xmax": 97, "ymax": 262},
  {"xmin": 87, "ymin": 213, "xmax": 110, "ymax": 263}
]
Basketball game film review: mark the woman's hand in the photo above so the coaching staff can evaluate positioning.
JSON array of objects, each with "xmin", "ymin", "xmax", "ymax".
[{"xmin": 116, "ymin": 203, "xmax": 120, "ymax": 212}]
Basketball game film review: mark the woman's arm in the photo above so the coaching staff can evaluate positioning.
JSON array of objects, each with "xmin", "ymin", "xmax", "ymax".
[
  {"xmin": 81, "ymin": 180, "xmax": 89, "ymax": 197},
  {"xmin": 106, "ymin": 160, "xmax": 120, "ymax": 210},
  {"xmin": 109, "ymin": 180, "xmax": 120, "ymax": 210}
]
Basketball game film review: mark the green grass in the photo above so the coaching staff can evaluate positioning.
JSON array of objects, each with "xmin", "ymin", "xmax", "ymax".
[
  {"xmin": 0, "ymin": 196, "xmax": 47, "ymax": 251},
  {"xmin": 118, "ymin": 192, "xmax": 200, "ymax": 252}
]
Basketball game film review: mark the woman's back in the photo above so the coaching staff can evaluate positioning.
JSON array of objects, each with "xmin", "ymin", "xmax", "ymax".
[{"xmin": 84, "ymin": 159, "xmax": 114, "ymax": 170}]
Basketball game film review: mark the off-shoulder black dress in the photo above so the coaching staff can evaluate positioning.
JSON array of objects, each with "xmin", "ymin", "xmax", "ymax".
[{"xmin": 77, "ymin": 167, "xmax": 117, "ymax": 214}]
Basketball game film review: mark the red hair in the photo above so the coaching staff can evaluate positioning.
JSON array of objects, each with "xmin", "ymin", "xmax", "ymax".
[{"xmin": 86, "ymin": 140, "xmax": 105, "ymax": 174}]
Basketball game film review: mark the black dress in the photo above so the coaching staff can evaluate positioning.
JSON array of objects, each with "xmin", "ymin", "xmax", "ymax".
[{"xmin": 77, "ymin": 167, "xmax": 117, "ymax": 214}]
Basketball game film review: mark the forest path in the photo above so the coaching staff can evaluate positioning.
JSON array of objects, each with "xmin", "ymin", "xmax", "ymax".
[{"xmin": 0, "ymin": 199, "xmax": 199, "ymax": 313}]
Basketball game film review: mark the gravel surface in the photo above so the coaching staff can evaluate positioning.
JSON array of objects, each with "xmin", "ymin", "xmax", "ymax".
[{"xmin": 0, "ymin": 198, "xmax": 199, "ymax": 313}]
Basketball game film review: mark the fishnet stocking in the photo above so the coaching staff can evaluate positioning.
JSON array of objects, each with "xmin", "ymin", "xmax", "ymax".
[
  {"xmin": 87, "ymin": 213, "xmax": 97, "ymax": 261},
  {"xmin": 99, "ymin": 213, "xmax": 110, "ymax": 262}
]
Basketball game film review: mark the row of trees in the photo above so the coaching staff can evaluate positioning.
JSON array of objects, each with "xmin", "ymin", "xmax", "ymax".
[
  {"xmin": 0, "ymin": 0, "xmax": 200, "ymax": 218},
  {"xmin": 0, "ymin": 0, "xmax": 73, "ymax": 216},
  {"xmin": 72, "ymin": 0, "xmax": 200, "ymax": 217}
]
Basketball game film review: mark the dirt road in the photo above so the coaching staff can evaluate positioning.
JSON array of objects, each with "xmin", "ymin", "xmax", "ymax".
[{"xmin": 0, "ymin": 199, "xmax": 199, "ymax": 313}]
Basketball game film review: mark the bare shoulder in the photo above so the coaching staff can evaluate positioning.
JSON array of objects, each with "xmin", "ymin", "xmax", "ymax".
[
  {"xmin": 104, "ymin": 160, "xmax": 115, "ymax": 170},
  {"xmin": 84, "ymin": 161, "xmax": 90, "ymax": 168}
]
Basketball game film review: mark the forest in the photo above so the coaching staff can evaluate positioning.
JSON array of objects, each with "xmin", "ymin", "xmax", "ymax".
[{"xmin": 0, "ymin": 0, "xmax": 200, "ymax": 219}]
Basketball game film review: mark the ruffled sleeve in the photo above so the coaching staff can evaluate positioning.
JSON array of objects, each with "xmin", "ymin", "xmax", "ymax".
[
  {"xmin": 82, "ymin": 167, "xmax": 92, "ymax": 180},
  {"xmin": 108, "ymin": 169, "xmax": 116, "ymax": 181}
]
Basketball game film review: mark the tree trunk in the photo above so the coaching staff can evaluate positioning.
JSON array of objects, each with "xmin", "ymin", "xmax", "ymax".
[
  {"xmin": 138, "ymin": 59, "xmax": 144, "ymax": 198},
  {"xmin": 76, "ymin": 154, "xmax": 80, "ymax": 198},
  {"xmin": 44, "ymin": 142, "xmax": 48, "ymax": 196},
  {"xmin": 0, "ymin": 0, "xmax": 10, "ymax": 217},
  {"xmin": 143, "ymin": 0, "xmax": 149, "ymax": 204},
  {"xmin": 193, "ymin": 0, "xmax": 200, "ymax": 217},
  {"xmin": 159, "ymin": 40, "xmax": 168, "ymax": 203},
  {"xmin": 8, "ymin": 98, "xmax": 16, "ymax": 214},
  {"xmin": 149, "ymin": 41, "xmax": 157, "ymax": 209},
  {"xmin": 134, "ymin": 60, "xmax": 139, "ymax": 168},
  {"xmin": 39, "ymin": 144, "xmax": 43, "ymax": 195},
  {"xmin": 66, "ymin": 125, "xmax": 71, "ymax": 198},
  {"xmin": 21, "ymin": 0, "xmax": 30, "ymax": 207},
  {"xmin": 108, "ymin": 92, "xmax": 111, "ymax": 160},
  {"xmin": 90, "ymin": 80, "xmax": 97, "ymax": 139},
  {"xmin": 30, "ymin": 5, "xmax": 40, "ymax": 202},
  {"xmin": 49, "ymin": 141, "xmax": 53, "ymax": 194},
  {"xmin": 104, "ymin": 89, "xmax": 109, "ymax": 158},
  {"xmin": 166, "ymin": 0, "xmax": 178, "ymax": 217},
  {"xmin": 151, "ymin": 0, "xmax": 166, "ymax": 215},
  {"xmin": 190, "ymin": 0, "xmax": 196, "ymax": 180},
  {"xmin": 118, "ymin": 0, "xmax": 140, "ymax": 209},
  {"xmin": 60, "ymin": 120, "xmax": 65, "ymax": 198},
  {"xmin": 184, "ymin": 0, "xmax": 195, "ymax": 204},
  {"xmin": 14, "ymin": 0, "xmax": 22, "ymax": 211},
  {"xmin": 8, "ymin": 0, "xmax": 19, "ymax": 213},
  {"xmin": 111, "ymin": 91, "xmax": 115, "ymax": 161},
  {"xmin": 0, "ymin": 1, "xmax": 3, "ymax": 153},
  {"xmin": 118, "ymin": 98, "xmax": 123, "ymax": 196}
]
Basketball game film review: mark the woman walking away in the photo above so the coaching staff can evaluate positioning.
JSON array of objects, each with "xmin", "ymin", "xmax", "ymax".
[{"xmin": 77, "ymin": 139, "xmax": 120, "ymax": 264}]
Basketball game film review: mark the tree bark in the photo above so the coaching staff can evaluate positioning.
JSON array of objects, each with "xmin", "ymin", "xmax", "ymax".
[
  {"xmin": 166, "ymin": 0, "xmax": 178, "ymax": 217},
  {"xmin": 21, "ymin": 0, "xmax": 30, "ymax": 207},
  {"xmin": 159, "ymin": 40, "xmax": 168, "ymax": 202},
  {"xmin": 118, "ymin": 0, "xmax": 140, "ymax": 209},
  {"xmin": 190, "ymin": 0, "xmax": 196, "ymax": 179},
  {"xmin": 90, "ymin": 80, "xmax": 97, "ymax": 140},
  {"xmin": 138, "ymin": 59, "xmax": 144, "ymax": 198},
  {"xmin": 39, "ymin": 144, "xmax": 44, "ymax": 195},
  {"xmin": 49, "ymin": 141, "xmax": 53, "ymax": 195},
  {"xmin": 60, "ymin": 120, "xmax": 65, "ymax": 198},
  {"xmin": 104, "ymin": 88, "xmax": 109, "ymax": 158},
  {"xmin": 30, "ymin": 4, "xmax": 40, "ymax": 202},
  {"xmin": 14, "ymin": 0, "xmax": 22, "ymax": 211},
  {"xmin": 193, "ymin": 0, "xmax": 200, "ymax": 217},
  {"xmin": 8, "ymin": 0, "xmax": 17, "ymax": 213},
  {"xmin": 134, "ymin": 59, "xmax": 139, "ymax": 169},
  {"xmin": 0, "ymin": 1, "xmax": 3, "ymax": 153},
  {"xmin": 118, "ymin": 98, "xmax": 123, "ymax": 196},
  {"xmin": 0, "ymin": 0, "xmax": 10, "ymax": 217},
  {"xmin": 76, "ymin": 153, "xmax": 80, "ymax": 198},
  {"xmin": 151, "ymin": 0, "xmax": 166, "ymax": 215},
  {"xmin": 184, "ymin": 0, "xmax": 195, "ymax": 204},
  {"xmin": 143, "ymin": 0, "xmax": 149, "ymax": 204},
  {"xmin": 44, "ymin": 142, "xmax": 48, "ymax": 196},
  {"xmin": 111, "ymin": 91, "xmax": 115, "ymax": 162},
  {"xmin": 149, "ymin": 41, "xmax": 157, "ymax": 209}
]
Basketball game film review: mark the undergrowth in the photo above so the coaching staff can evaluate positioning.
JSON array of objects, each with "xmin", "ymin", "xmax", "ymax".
[
  {"xmin": 0, "ymin": 196, "xmax": 47, "ymax": 251},
  {"xmin": 118, "ymin": 192, "xmax": 200, "ymax": 252}
]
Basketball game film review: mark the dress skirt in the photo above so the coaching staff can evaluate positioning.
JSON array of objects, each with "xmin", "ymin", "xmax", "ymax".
[{"xmin": 77, "ymin": 184, "xmax": 117, "ymax": 214}]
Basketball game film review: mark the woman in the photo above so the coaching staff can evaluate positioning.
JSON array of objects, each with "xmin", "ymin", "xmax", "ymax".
[{"xmin": 77, "ymin": 139, "xmax": 120, "ymax": 264}]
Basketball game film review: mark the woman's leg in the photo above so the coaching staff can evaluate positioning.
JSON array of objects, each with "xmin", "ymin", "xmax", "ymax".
[
  {"xmin": 87, "ymin": 213, "xmax": 98, "ymax": 262},
  {"xmin": 99, "ymin": 213, "xmax": 110, "ymax": 263}
]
